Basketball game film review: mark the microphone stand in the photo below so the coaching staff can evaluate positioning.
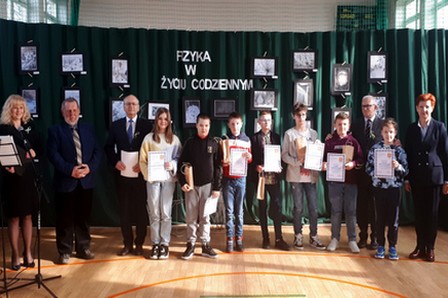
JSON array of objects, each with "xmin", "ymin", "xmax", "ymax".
[{"xmin": 0, "ymin": 130, "xmax": 61, "ymax": 297}]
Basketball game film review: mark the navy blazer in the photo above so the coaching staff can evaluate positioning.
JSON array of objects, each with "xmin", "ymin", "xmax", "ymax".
[
  {"xmin": 350, "ymin": 116, "xmax": 383, "ymax": 159},
  {"xmin": 47, "ymin": 121, "xmax": 102, "ymax": 192},
  {"xmin": 104, "ymin": 117, "xmax": 152, "ymax": 169},
  {"xmin": 405, "ymin": 119, "xmax": 448, "ymax": 187}
]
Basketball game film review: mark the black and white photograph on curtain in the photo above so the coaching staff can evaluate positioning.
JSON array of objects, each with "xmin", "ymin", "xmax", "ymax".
[
  {"xmin": 293, "ymin": 79, "xmax": 314, "ymax": 109},
  {"xmin": 292, "ymin": 49, "xmax": 317, "ymax": 72},
  {"xmin": 20, "ymin": 87, "xmax": 39, "ymax": 117},
  {"xmin": 367, "ymin": 51, "xmax": 388, "ymax": 83},
  {"xmin": 182, "ymin": 97, "xmax": 201, "ymax": 128},
  {"xmin": 251, "ymin": 57, "xmax": 278, "ymax": 78},
  {"xmin": 62, "ymin": 87, "xmax": 81, "ymax": 113},
  {"xmin": 147, "ymin": 102, "xmax": 170, "ymax": 121},
  {"xmin": 331, "ymin": 64, "xmax": 352, "ymax": 95},
  {"xmin": 109, "ymin": 98, "xmax": 126, "ymax": 124},
  {"xmin": 61, "ymin": 52, "xmax": 85, "ymax": 74},
  {"xmin": 213, "ymin": 98, "xmax": 237, "ymax": 119},
  {"xmin": 18, "ymin": 43, "xmax": 39, "ymax": 74},
  {"xmin": 251, "ymin": 89, "xmax": 278, "ymax": 110},
  {"xmin": 111, "ymin": 57, "xmax": 129, "ymax": 87},
  {"xmin": 331, "ymin": 107, "xmax": 352, "ymax": 126},
  {"xmin": 370, "ymin": 93, "xmax": 387, "ymax": 120}
]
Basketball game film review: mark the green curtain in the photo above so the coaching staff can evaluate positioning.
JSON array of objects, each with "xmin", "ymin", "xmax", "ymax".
[
  {"xmin": 70, "ymin": 0, "xmax": 80, "ymax": 26},
  {"xmin": 1, "ymin": 19, "xmax": 447, "ymax": 226}
]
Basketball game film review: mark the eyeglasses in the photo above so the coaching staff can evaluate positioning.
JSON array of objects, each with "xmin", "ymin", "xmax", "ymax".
[
  {"xmin": 124, "ymin": 103, "xmax": 138, "ymax": 106},
  {"xmin": 362, "ymin": 104, "xmax": 374, "ymax": 109}
]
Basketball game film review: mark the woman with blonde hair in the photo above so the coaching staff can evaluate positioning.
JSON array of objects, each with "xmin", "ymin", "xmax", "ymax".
[
  {"xmin": 0, "ymin": 94, "xmax": 41, "ymax": 270},
  {"xmin": 139, "ymin": 108, "xmax": 181, "ymax": 260}
]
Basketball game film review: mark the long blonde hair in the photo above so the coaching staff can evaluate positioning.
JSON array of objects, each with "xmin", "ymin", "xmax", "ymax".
[
  {"xmin": 152, "ymin": 107, "xmax": 174, "ymax": 144},
  {"xmin": 0, "ymin": 94, "xmax": 31, "ymax": 125}
]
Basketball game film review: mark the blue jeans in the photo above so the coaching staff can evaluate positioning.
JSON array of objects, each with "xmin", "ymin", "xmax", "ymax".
[
  {"xmin": 290, "ymin": 182, "xmax": 318, "ymax": 237},
  {"xmin": 223, "ymin": 177, "xmax": 246, "ymax": 238},
  {"xmin": 327, "ymin": 182, "xmax": 358, "ymax": 242},
  {"xmin": 146, "ymin": 181, "xmax": 176, "ymax": 246}
]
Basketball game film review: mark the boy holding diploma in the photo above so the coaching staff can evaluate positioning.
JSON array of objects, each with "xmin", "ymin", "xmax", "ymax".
[{"xmin": 365, "ymin": 118, "xmax": 408, "ymax": 260}]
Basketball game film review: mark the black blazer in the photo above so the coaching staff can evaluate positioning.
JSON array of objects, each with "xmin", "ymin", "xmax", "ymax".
[
  {"xmin": 350, "ymin": 116, "xmax": 383, "ymax": 159},
  {"xmin": 404, "ymin": 119, "xmax": 448, "ymax": 187},
  {"xmin": 249, "ymin": 130, "xmax": 282, "ymax": 183},
  {"xmin": 104, "ymin": 117, "xmax": 152, "ymax": 169}
]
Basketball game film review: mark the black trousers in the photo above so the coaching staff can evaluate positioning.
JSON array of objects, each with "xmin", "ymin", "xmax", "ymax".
[
  {"xmin": 55, "ymin": 185, "xmax": 93, "ymax": 255},
  {"xmin": 356, "ymin": 172, "xmax": 377, "ymax": 242},
  {"xmin": 115, "ymin": 175, "xmax": 148, "ymax": 248},
  {"xmin": 373, "ymin": 187, "xmax": 400, "ymax": 247},
  {"xmin": 259, "ymin": 183, "xmax": 283, "ymax": 241},
  {"xmin": 412, "ymin": 185, "xmax": 441, "ymax": 250}
]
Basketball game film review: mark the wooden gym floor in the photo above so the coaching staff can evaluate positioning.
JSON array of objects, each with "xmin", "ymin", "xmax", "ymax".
[{"xmin": 0, "ymin": 224, "xmax": 447, "ymax": 297}]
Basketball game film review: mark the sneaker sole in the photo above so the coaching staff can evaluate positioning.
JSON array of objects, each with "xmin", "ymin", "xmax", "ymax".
[
  {"xmin": 310, "ymin": 244, "xmax": 326, "ymax": 250},
  {"xmin": 181, "ymin": 254, "xmax": 193, "ymax": 260},
  {"xmin": 149, "ymin": 255, "xmax": 159, "ymax": 260},
  {"xmin": 374, "ymin": 255, "xmax": 385, "ymax": 259},
  {"xmin": 293, "ymin": 246, "xmax": 304, "ymax": 250},
  {"xmin": 201, "ymin": 253, "xmax": 218, "ymax": 259},
  {"xmin": 159, "ymin": 254, "xmax": 169, "ymax": 260},
  {"xmin": 389, "ymin": 256, "xmax": 399, "ymax": 261}
]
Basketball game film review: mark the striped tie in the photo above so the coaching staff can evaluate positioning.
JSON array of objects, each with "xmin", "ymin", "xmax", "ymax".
[
  {"xmin": 72, "ymin": 127, "xmax": 82, "ymax": 165},
  {"xmin": 127, "ymin": 119, "xmax": 134, "ymax": 143}
]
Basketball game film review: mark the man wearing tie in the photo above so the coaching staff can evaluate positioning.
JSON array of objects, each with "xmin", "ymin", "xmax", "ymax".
[
  {"xmin": 350, "ymin": 95, "xmax": 382, "ymax": 250},
  {"xmin": 47, "ymin": 98, "xmax": 102, "ymax": 264},
  {"xmin": 105, "ymin": 94, "xmax": 152, "ymax": 256}
]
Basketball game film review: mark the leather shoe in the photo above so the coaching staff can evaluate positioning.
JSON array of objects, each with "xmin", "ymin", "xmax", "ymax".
[
  {"xmin": 58, "ymin": 254, "xmax": 70, "ymax": 264},
  {"xmin": 425, "ymin": 249, "xmax": 435, "ymax": 262},
  {"xmin": 368, "ymin": 241, "xmax": 379, "ymax": 250},
  {"xmin": 133, "ymin": 245, "xmax": 143, "ymax": 256},
  {"xmin": 408, "ymin": 247, "xmax": 425, "ymax": 259},
  {"xmin": 117, "ymin": 247, "xmax": 133, "ymax": 256},
  {"xmin": 262, "ymin": 238, "xmax": 270, "ymax": 249},
  {"xmin": 76, "ymin": 249, "xmax": 95, "ymax": 260},
  {"xmin": 11, "ymin": 263, "xmax": 21, "ymax": 271},
  {"xmin": 358, "ymin": 239, "xmax": 367, "ymax": 249}
]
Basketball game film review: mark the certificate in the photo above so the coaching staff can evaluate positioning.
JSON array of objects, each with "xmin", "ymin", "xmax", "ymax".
[
  {"xmin": 120, "ymin": 150, "xmax": 139, "ymax": 178},
  {"xmin": 326, "ymin": 153, "xmax": 346, "ymax": 182},
  {"xmin": 147, "ymin": 151, "xmax": 169, "ymax": 182},
  {"xmin": 304, "ymin": 141, "xmax": 324, "ymax": 171},
  {"xmin": 203, "ymin": 196, "xmax": 219, "ymax": 216},
  {"xmin": 229, "ymin": 148, "xmax": 248, "ymax": 176},
  {"xmin": 374, "ymin": 149, "xmax": 394, "ymax": 179},
  {"xmin": 263, "ymin": 145, "xmax": 281, "ymax": 172}
]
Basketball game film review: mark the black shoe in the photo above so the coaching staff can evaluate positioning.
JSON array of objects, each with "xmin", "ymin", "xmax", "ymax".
[
  {"xmin": 368, "ymin": 241, "xmax": 379, "ymax": 250},
  {"xmin": 117, "ymin": 246, "xmax": 133, "ymax": 256},
  {"xmin": 76, "ymin": 249, "xmax": 95, "ymax": 260},
  {"xmin": 235, "ymin": 237, "xmax": 244, "ymax": 252},
  {"xmin": 358, "ymin": 239, "xmax": 367, "ymax": 249},
  {"xmin": 202, "ymin": 243, "xmax": 218, "ymax": 258},
  {"xmin": 58, "ymin": 254, "xmax": 70, "ymax": 264},
  {"xmin": 150, "ymin": 245, "xmax": 160, "ymax": 260},
  {"xmin": 11, "ymin": 263, "xmax": 21, "ymax": 271},
  {"xmin": 182, "ymin": 243, "xmax": 195, "ymax": 260},
  {"xmin": 275, "ymin": 238, "xmax": 290, "ymax": 251},
  {"xmin": 158, "ymin": 245, "xmax": 169, "ymax": 260},
  {"xmin": 22, "ymin": 253, "xmax": 35, "ymax": 268},
  {"xmin": 262, "ymin": 238, "xmax": 270, "ymax": 249},
  {"xmin": 133, "ymin": 245, "xmax": 144, "ymax": 256}
]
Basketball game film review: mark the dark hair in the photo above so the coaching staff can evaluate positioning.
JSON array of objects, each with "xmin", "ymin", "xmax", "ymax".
[
  {"xmin": 259, "ymin": 110, "xmax": 271, "ymax": 117},
  {"xmin": 196, "ymin": 113, "xmax": 211, "ymax": 123},
  {"xmin": 416, "ymin": 93, "xmax": 436, "ymax": 108},
  {"xmin": 382, "ymin": 117, "xmax": 398, "ymax": 133},
  {"xmin": 228, "ymin": 111, "xmax": 242, "ymax": 121},
  {"xmin": 152, "ymin": 107, "xmax": 174, "ymax": 144},
  {"xmin": 293, "ymin": 103, "xmax": 308, "ymax": 115}
]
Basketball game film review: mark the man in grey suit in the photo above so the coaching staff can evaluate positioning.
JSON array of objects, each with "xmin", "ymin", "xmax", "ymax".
[{"xmin": 350, "ymin": 95, "xmax": 382, "ymax": 250}]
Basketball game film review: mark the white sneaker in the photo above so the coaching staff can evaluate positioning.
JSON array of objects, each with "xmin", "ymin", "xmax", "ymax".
[
  {"xmin": 348, "ymin": 241, "xmax": 360, "ymax": 253},
  {"xmin": 327, "ymin": 238, "xmax": 339, "ymax": 251},
  {"xmin": 293, "ymin": 233, "xmax": 304, "ymax": 250}
]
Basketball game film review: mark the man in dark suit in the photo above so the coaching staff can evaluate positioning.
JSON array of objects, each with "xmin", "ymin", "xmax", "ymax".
[
  {"xmin": 404, "ymin": 93, "xmax": 448, "ymax": 262},
  {"xmin": 350, "ymin": 95, "xmax": 382, "ymax": 250},
  {"xmin": 105, "ymin": 94, "xmax": 152, "ymax": 256},
  {"xmin": 47, "ymin": 98, "xmax": 102, "ymax": 264}
]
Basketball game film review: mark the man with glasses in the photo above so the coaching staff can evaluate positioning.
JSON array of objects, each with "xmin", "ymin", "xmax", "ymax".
[{"xmin": 350, "ymin": 95, "xmax": 382, "ymax": 250}]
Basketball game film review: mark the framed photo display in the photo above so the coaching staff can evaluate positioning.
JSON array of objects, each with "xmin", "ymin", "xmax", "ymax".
[
  {"xmin": 251, "ymin": 57, "xmax": 278, "ymax": 79},
  {"xmin": 61, "ymin": 52, "xmax": 86, "ymax": 75},
  {"xmin": 367, "ymin": 51, "xmax": 388, "ymax": 83},
  {"xmin": 292, "ymin": 49, "xmax": 317, "ymax": 72},
  {"xmin": 111, "ymin": 57, "xmax": 130, "ymax": 87},
  {"xmin": 62, "ymin": 87, "xmax": 81, "ymax": 114},
  {"xmin": 212, "ymin": 98, "xmax": 237, "ymax": 120},
  {"xmin": 18, "ymin": 43, "xmax": 39, "ymax": 74},
  {"xmin": 182, "ymin": 97, "xmax": 201, "ymax": 128},
  {"xmin": 109, "ymin": 98, "xmax": 126, "ymax": 124},
  {"xmin": 369, "ymin": 93, "xmax": 387, "ymax": 120},
  {"xmin": 293, "ymin": 79, "xmax": 314, "ymax": 109},
  {"xmin": 147, "ymin": 102, "xmax": 170, "ymax": 121},
  {"xmin": 331, "ymin": 107, "xmax": 352, "ymax": 125},
  {"xmin": 250, "ymin": 89, "xmax": 278, "ymax": 111},
  {"xmin": 331, "ymin": 64, "xmax": 352, "ymax": 95},
  {"xmin": 20, "ymin": 87, "xmax": 39, "ymax": 117}
]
